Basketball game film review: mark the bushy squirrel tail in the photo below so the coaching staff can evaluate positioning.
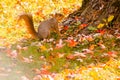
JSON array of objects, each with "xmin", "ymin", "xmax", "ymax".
[{"xmin": 18, "ymin": 13, "xmax": 38, "ymax": 39}]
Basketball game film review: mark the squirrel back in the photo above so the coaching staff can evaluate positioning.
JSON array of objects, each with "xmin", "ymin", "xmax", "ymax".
[
  {"xmin": 38, "ymin": 18, "xmax": 58, "ymax": 39},
  {"xmin": 18, "ymin": 13, "xmax": 64, "ymax": 39}
]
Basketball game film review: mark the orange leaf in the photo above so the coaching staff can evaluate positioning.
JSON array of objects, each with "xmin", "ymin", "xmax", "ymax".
[
  {"xmin": 63, "ymin": 8, "xmax": 69, "ymax": 14},
  {"xmin": 79, "ymin": 24, "xmax": 88, "ymax": 29},
  {"xmin": 89, "ymin": 45, "xmax": 95, "ymax": 50},
  {"xmin": 40, "ymin": 69, "xmax": 51, "ymax": 75},
  {"xmin": 117, "ymin": 77, "xmax": 120, "ymax": 80},
  {"xmin": 67, "ymin": 39, "xmax": 77, "ymax": 47},
  {"xmin": 35, "ymin": 9, "xmax": 45, "ymax": 19},
  {"xmin": 97, "ymin": 29, "xmax": 106, "ymax": 35},
  {"xmin": 87, "ymin": 36, "xmax": 94, "ymax": 42}
]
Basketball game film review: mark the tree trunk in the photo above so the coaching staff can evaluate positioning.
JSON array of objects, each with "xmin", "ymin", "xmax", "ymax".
[{"xmin": 62, "ymin": 0, "xmax": 120, "ymax": 35}]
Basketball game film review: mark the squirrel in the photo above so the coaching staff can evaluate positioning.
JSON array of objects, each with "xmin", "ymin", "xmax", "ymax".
[{"xmin": 18, "ymin": 13, "xmax": 64, "ymax": 39}]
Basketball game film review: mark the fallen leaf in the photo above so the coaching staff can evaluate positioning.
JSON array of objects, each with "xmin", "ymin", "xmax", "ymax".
[
  {"xmin": 7, "ymin": 50, "xmax": 18, "ymax": 58},
  {"xmin": 88, "ymin": 26, "xmax": 97, "ymax": 31},
  {"xmin": 42, "ymin": 64, "xmax": 52, "ymax": 70},
  {"xmin": 116, "ymin": 34, "xmax": 120, "ymax": 39},
  {"xmin": 63, "ymin": 8, "xmax": 70, "ymax": 14},
  {"xmin": 66, "ymin": 39, "xmax": 77, "ymax": 47},
  {"xmin": 33, "ymin": 75, "xmax": 41, "ymax": 80},
  {"xmin": 107, "ymin": 51, "xmax": 117, "ymax": 57},
  {"xmin": 82, "ymin": 49, "xmax": 94, "ymax": 55},
  {"xmin": 74, "ymin": 52, "xmax": 86, "ymax": 58},
  {"xmin": 17, "ymin": 45, "xmax": 22, "ymax": 50},
  {"xmin": 97, "ymin": 23, "xmax": 105, "ymax": 29},
  {"xmin": 39, "ymin": 56, "xmax": 45, "ymax": 60},
  {"xmin": 97, "ymin": 29, "xmax": 106, "ymax": 35},
  {"xmin": 35, "ymin": 9, "xmax": 45, "ymax": 19},
  {"xmin": 108, "ymin": 15, "xmax": 114, "ymax": 22},
  {"xmin": 80, "ymin": 24, "xmax": 88, "ymax": 27},
  {"xmin": 22, "ymin": 47, "xmax": 28, "ymax": 50},
  {"xmin": 89, "ymin": 45, "xmax": 95, "ymax": 50},
  {"xmin": 64, "ymin": 25, "xmax": 69, "ymax": 31},
  {"xmin": 79, "ymin": 23, "xmax": 88, "ymax": 29},
  {"xmin": 22, "ymin": 57, "xmax": 33, "ymax": 63},
  {"xmin": 21, "ymin": 76, "xmax": 29, "ymax": 80},
  {"xmin": 116, "ymin": 77, "xmax": 120, "ymax": 80},
  {"xmin": 57, "ymin": 53, "xmax": 65, "ymax": 58},
  {"xmin": 76, "ymin": 58, "xmax": 83, "ymax": 62},
  {"xmin": 66, "ymin": 54, "xmax": 76, "ymax": 60},
  {"xmin": 40, "ymin": 69, "xmax": 51, "ymax": 75},
  {"xmin": 98, "ymin": 43, "xmax": 106, "ymax": 49},
  {"xmin": 89, "ymin": 70, "xmax": 99, "ymax": 80},
  {"xmin": 86, "ymin": 36, "xmax": 94, "ymax": 42},
  {"xmin": 40, "ymin": 45, "xmax": 47, "ymax": 51},
  {"xmin": 75, "ymin": 16, "xmax": 79, "ymax": 21},
  {"xmin": 55, "ymin": 39, "xmax": 65, "ymax": 49}
]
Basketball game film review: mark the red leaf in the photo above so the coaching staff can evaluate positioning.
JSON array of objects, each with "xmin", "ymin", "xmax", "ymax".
[
  {"xmin": 108, "ymin": 51, "xmax": 113, "ymax": 55},
  {"xmin": 79, "ymin": 24, "xmax": 88, "ymax": 29},
  {"xmin": 97, "ymin": 29, "xmax": 106, "ymax": 35},
  {"xmin": 64, "ymin": 26, "xmax": 69, "ymax": 30},
  {"xmin": 80, "ymin": 24, "xmax": 88, "ymax": 27},
  {"xmin": 34, "ymin": 69, "xmax": 51, "ymax": 75},
  {"xmin": 40, "ymin": 69, "xmax": 51, "ymax": 75},
  {"xmin": 66, "ymin": 54, "xmax": 76, "ymax": 60},
  {"xmin": 107, "ymin": 51, "xmax": 117, "ymax": 57}
]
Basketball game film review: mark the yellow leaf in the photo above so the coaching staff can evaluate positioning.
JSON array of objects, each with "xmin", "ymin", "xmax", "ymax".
[
  {"xmin": 40, "ymin": 45, "xmax": 47, "ymax": 51},
  {"xmin": 97, "ymin": 23, "xmax": 105, "ymax": 29},
  {"xmin": 108, "ymin": 15, "xmax": 114, "ymax": 22},
  {"xmin": 90, "ymin": 70, "xmax": 99, "ymax": 80}
]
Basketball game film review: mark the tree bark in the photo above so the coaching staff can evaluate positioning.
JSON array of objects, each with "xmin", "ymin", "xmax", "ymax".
[{"xmin": 62, "ymin": 0, "xmax": 120, "ymax": 35}]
